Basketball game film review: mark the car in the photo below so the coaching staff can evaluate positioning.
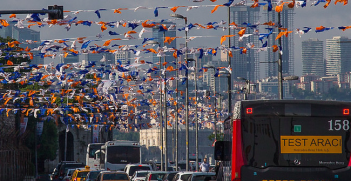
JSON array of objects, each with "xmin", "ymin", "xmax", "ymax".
[
  {"xmin": 58, "ymin": 162, "xmax": 86, "ymax": 180},
  {"xmin": 162, "ymin": 171, "xmax": 178, "ymax": 181},
  {"xmin": 131, "ymin": 171, "xmax": 150, "ymax": 181},
  {"xmin": 51, "ymin": 161, "xmax": 78, "ymax": 180},
  {"xmin": 142, "ymin": 161, "xmax": 157, "ymax": 171},
  {"xmin": 144, "ymin": 171, "xmax": 168, "ymax": 181},
  {"xmin": 96, "ymin": 171, "xmax": 130, "ymax": 181},
  {"xmin": 70, "ymin": 166, "xmax": 91, "ymax": 181},
  {"xmin": 84, "ymin": 170, "xmax": 101, "ymax": 181},
  {"xmin": 62, "ymin": 169, "xmax": 76, "ymax": 181},
  {"xmin": 124, "ymin": 164, "xmax": 153, "ymax": 178},
  {"xmin": 186, "ymin": 172, "xmax": 216, "ymax": 181},
  {"xmin": 171, "ymin": 172, "xmax": 194, "ymax": 181}
]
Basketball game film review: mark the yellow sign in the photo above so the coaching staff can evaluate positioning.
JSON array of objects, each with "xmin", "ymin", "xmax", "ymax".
[{"xmin": 280, "ymin": 136, "xmax": 342, "ymax": 154}]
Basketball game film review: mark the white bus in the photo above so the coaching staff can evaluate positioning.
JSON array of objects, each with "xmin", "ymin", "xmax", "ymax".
[
  {"xmin": 86, "ymin": 143, "xmax": 104, "ymax": 170},
  {"xmin": 100, "ymin": 140, "xmax": 141, "ymax": 171}
]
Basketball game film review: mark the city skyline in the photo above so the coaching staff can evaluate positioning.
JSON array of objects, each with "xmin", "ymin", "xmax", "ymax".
[{"xmin": 0, "ymin": 0, "xmax": 350, "ymax": 79}]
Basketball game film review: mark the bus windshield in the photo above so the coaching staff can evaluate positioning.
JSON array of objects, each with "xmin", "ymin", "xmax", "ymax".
[
  {"xmin": 88, "ymin": 144, "xmax": 102, "ymax": 158},
  {"xmin": 107, "ymin": 146, "xmax": 140, "ymax": 164}
]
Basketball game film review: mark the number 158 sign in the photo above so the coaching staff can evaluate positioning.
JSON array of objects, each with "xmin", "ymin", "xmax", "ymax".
[{"xmin": 329, "ymin": 120, "xmax": 350, "ymax": 131}]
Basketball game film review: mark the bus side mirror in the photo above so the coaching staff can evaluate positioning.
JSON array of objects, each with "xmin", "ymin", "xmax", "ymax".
[{"xmin": 214, "ymin": 141, "xmax": 231, "ymax": 161}]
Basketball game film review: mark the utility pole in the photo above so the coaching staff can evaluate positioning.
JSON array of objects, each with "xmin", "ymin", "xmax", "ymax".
[
  {"xmin": 163, "ymin": 30, "xmax": 168, "ymax": 171},
  {"xmin": 227, "ymin": 5, "xmax": 232, "ymax": 118},
  {"xmin": 278, "ymin": 12, "xmax": 283, "ymax": 100}
]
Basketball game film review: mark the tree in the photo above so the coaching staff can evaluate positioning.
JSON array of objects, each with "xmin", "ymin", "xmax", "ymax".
[
  {"xmin": 24, "ymin": 117, "xmax": 58, "ymax": 173},
  {"xmin": 208, "ymin": 131, "xmax": 224, "ymax": 142}
]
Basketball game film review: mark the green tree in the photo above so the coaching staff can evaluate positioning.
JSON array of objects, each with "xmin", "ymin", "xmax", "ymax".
[
  {"xmin": 25, "ymin": 117, "xmax": 58, "ymax": 173},
  {"xmin": 208, "ymin": 131, "xmax": 224, "ymax": 142}
]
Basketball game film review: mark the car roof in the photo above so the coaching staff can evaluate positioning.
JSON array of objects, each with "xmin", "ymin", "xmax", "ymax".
[
  {"xmin": 176, "ymin": 172, "xmax": 194, "ymax": 175},
  {"xmin": 126, "ymin": 164, "xmax": 151, "ymax": 167},
  {"xmin": 190, "ymin": 172, "xmax": 215, "ymax": 176},
  {"xmin": 135, "ymin": 171, "xmax": 150, "ymax": 173},
  {"xmin": 147, "ymin": 171, "xmax": 168, "ymax": 174},
  {"xmin": 103, "ymin": 171, "xmax": 128, "ymax": 174}
]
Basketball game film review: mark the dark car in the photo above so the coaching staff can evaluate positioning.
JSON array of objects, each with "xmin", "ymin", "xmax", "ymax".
[
  {"xmin": 145, "ymin": 171, "xmax": 168, "ymax": 181},
  {"xmin": 51, "ymin": 161, "xmax": 79, "ymax": 180},
  {"xmin": 58, "ymin": 162, "xmax": 85, "ymax": 180},
  {"xmin": 162, "ymin": 172, "xmax": 178, "ymax": 181}
]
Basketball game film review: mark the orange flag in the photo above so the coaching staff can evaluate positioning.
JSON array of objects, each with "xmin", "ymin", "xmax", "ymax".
[
  {"xmin": 103, "ymin": 38, "xmax": 121, "ymax": 46},
  {"xmin": 272, "ymin": 45, "xmax": 279, "ymax": 52},
  {"xmin": 238, "ymin": 28, "xmax": 246, "ymax": 37},
  {"xmin": 7, "ymin": 60, "xmax": 13, "ymax": 65},
  {"xmin": 220, "ymin": 35, "xmax": 235, "ymax": 45},
  {"xmin": 211, "ymin": 5, "xmax": 224, "ymax": 13}
]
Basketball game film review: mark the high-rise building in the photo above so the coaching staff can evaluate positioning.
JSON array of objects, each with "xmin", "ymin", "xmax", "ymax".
[
  {"xmin": 152, "ymin": 21, "xmax": 177, "ymax": 88},
  {"xmin": 263, "ymin": 5, "xmax": 294, "ymax": 77},
  {"xmin": 302, "ymin": 38, "xmax": 324, "ymax": 77},
  {"xmin": 0, "ymin": 22, "xmax": 43, "ymax": 64},
  {"xmin": 152, "ymin": 21, "xmax": 176, "ymax": 65},
  {"xmin": 326, "ymin": 36, "xmax": 351, "ymax": 76},
  {"xmin": 230, "ymin": 5, "xmax": 260, "ymax": 81},
  {"xmin": 115, "ymin": 50, "xmax": 131, "ymax": 65}
]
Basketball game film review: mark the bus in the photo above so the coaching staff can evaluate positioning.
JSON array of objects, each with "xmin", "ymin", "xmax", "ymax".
[
  {"xmin": 86, "ymin": 143, "xmax": 104, "ymax": 170},
  {"xmin": 215, "ymin": 100, "xmax": 351, "ymax": 181},
  {"xmin": 100, "ymin": 140, "xmax": 141, "ymax": 171}
]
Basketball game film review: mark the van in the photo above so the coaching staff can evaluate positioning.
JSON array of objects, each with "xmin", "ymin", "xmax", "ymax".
[{"xmin": 124, "ymin": 164, "xmax": 153, "ymax": 178}]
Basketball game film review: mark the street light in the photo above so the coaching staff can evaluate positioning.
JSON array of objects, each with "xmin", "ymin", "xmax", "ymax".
[
  {"xmin": 171, "ymin": 13, "xmax": 190, "ymax": 171},
  {"xmin": 203, "ymin": 65, "xmax": 217, "ymax": 142},
  {"xmin": 219, "ymin": 70, "xmax": 231, "ymax": 118},
  {"xmin": 237, "ymin": 77, "xmax": 250, "ymax": 100},
  {"xmin": 188, "ymin": 58, "xmax": 199, "ymax": 171},
  {"xmin": 145, "ymin": 40, "xmax": 164, "ymax": 170}
]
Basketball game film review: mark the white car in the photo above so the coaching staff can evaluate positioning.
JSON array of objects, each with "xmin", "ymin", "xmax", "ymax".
[
  {"xmin": 171, "ymin": 172, "xmax": 194, "ymax": 181},
  {"xmin": 187, "ymin": 172, "xmax": 216, "ymax": 181},
  {"xmin": 124, "ymin": 164, "xmax": 153, "ymax": 178},
  {"xmin": 131, "ymin": 170, "xmax": 150, "ymax": 181}
]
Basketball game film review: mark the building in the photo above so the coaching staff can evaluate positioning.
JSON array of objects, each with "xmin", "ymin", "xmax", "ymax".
[
  {"xmin": 115, "ymin": 50, "xmax": 131, "ymax": 65},
  {"xmin": 152, "ymin": 21, "xmax": 176, "ymax": 65},
  {"xmin": 264, "ymin": 5, "xmax": 294, "ymax": 77},
  {"xmin": 230, "ymin": 5, "xmax": 260, "ymax": 82},
  {"xmin": 139, "ymin": 127, "xmax": 216, "ymax": 164},
  {"xmin": 326, "ymin": 36, "xmax": 351, "ymax": 76},
  {"xmin": 0, "ymin": 22, "xmax": 44, "ymax": 64},
  {"xmin": 203, "ymin": 60, "xmax": 228, "ymax": 94},
  {"xmin": 302, "ymin": 38, "xmax": 325, "ymax": 77},
  {"xmin": 258, "ymin": 76, "xmax": 293, "ymax": 98}
]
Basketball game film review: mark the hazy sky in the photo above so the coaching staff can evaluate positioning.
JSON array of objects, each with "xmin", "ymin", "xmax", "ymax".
[{"xmin": 2, "ymin": 0, "xmax": 351, "ymax": 77}]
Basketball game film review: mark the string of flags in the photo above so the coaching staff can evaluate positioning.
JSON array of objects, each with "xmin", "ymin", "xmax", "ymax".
[{"xmin": 0, "ymin": 0, "xmax": 348, "ymax": 130}]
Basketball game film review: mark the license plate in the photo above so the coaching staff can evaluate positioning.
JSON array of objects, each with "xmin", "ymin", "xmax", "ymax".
[{"xmin": 280, "ymin": 136, "xmax": 342, "ymax": 154}]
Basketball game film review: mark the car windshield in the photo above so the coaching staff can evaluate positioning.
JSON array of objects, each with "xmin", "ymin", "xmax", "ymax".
[
  {"xmin": 136, "ymin": 172, "xmax": 149, "ymax": 177},
  {"xmin": 88, "ymin": 171, "xmax": 100, "ymax": 179},
  {"xmin": 129, "ymin": 166, "xmax": 151, "ymax": 176},
  {"xmin": 67, "ymin": 170, "xmax": 75, "ymax": 175},
  {"xmin": 166, "ymin": 173, "xmax": 177, "ymax": 180},
  {"xmin": 103, "ymin": 173, "xmax": 129, "ymax": 180},
  {"xmin": 180, "ymin": 174, "xmax": 191, "ymax": 180},
  {"xmin": 192, "ymin": 175, "xmax": 214, "ymax": 181},
  {"xmin": 77, "ymin": 171, "xmax": 89, "ymax": 178},
  {"xmin": 150, "ymin": 173, "xmax": 167, "ymax": 181}
]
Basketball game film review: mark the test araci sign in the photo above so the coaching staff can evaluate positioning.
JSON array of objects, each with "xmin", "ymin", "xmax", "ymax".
[{"xmin": 280, "ymin": 136, "xmax": 342, "ymax": 154}]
